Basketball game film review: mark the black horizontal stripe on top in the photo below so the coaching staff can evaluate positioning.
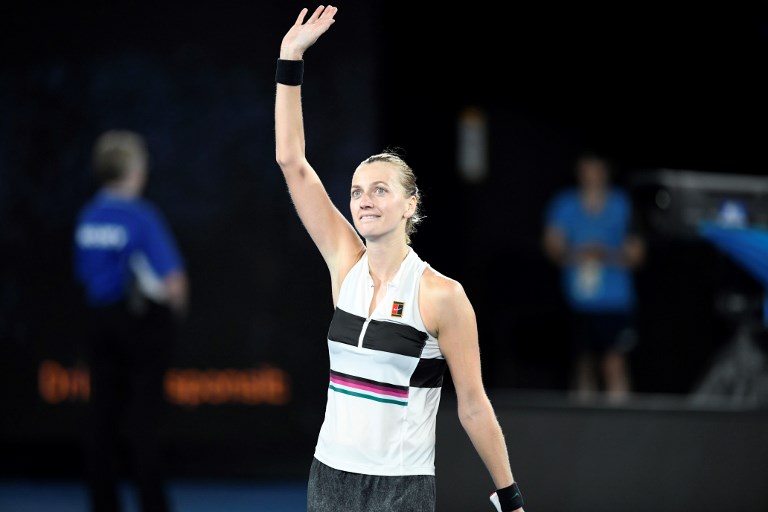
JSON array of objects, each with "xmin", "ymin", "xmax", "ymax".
[
  {"xmin": 362, "ymin": 319, "xmax": 428, "ymax": 358},
  {"xmin": 327, "ymin": 307, "xmax": 365, "ymax": 347},
  {"xmin": 327, "ymin": 307, "xmax": 430, "ymax": 358},
  {"xmin": 410, "ymin": 358, "xmax": 447, "ymax": 388}
]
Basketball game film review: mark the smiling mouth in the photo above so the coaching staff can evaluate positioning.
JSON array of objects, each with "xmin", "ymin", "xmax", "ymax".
[{"xmin": 359, "ymin": 215, "xmax": 379, "ymax": 221}]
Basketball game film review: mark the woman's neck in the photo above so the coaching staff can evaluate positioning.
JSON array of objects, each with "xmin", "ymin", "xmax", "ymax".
[{"xmin": 365, "ymin": 237, "xmax": 410, "ymax": 285}]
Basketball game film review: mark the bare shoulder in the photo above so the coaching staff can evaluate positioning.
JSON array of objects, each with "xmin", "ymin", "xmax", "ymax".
[
  {"xmin": 421, "ymin": 266, "xmax": 466, "ymax": 301},
  {"xmin": 419, "ymin": 266, "xmax": 472, "ymax": 336}
]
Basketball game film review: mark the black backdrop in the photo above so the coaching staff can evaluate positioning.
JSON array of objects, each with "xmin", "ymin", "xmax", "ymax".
[{"xmin": 1, "ymin": 1, "xmax": 767, "ymax": 478}]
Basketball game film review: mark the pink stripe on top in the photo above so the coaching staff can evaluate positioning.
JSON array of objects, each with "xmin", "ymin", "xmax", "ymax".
[{"xmin": 330, "ymin": 375, "xmax": 409, "ymax": 398}]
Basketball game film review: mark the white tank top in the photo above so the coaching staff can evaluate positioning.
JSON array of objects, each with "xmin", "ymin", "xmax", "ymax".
[{"xmin": 314, "ymin": 248, "xmax": 446, "ymax": 476}]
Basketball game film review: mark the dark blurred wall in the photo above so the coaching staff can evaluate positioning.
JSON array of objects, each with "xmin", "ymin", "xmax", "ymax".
[
  {"xmin": 375, "ymin": 6, "xmax": 768, "ymax": 392},
  {"xmin": 1, "ymin": 1, "xmax": 767, "ymax": 478}
]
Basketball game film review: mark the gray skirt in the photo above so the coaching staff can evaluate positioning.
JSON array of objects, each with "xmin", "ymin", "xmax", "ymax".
[{"xmin": 307, "ymin": 457, "xmax": 436, "ymax": 512}]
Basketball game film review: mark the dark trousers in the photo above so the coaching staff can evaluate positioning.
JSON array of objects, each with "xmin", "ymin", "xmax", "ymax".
[{"xmin": 83, "ymin": 300, "xmax": 175, "ymax": 512}]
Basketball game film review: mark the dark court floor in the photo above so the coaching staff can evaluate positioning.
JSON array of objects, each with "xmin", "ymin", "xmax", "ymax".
[{"xmin": 0, "ymin": 479, "xmax": 307, "ymax": 512}]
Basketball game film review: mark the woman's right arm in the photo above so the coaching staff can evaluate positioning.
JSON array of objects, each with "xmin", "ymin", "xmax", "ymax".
[{"xmin": 275, "ymin": 5, "xmax": 364, "ymax": 292}]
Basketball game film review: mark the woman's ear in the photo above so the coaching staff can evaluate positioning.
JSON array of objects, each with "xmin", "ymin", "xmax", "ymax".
[{"xmin": 404, "ymin": 196, "xmax": 417, "ymax": 219}]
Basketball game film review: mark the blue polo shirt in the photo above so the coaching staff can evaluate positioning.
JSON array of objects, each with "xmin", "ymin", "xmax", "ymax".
[
  {"xmin": 545, "ymin": 187, "xmax": 636, "ymax": 313},
  {"xmin": 74, "ymin": 190, "xmax": 184, "ymax": 307}
]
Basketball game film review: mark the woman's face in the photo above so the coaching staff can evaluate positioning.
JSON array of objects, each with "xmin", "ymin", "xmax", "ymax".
[{"xmin": 350, "ymin": 161, "xmax": 414, "ymax": 242}]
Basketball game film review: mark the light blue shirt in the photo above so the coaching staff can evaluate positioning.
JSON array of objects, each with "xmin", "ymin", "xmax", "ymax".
[{"xmin": 546, "ymin": 187, "xmax": 636, "ymax": 312}]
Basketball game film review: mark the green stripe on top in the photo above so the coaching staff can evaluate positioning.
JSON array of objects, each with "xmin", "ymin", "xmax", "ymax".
[{"xmin": 329, "ymin": 384, "xmax": 407, "ymax": 406}]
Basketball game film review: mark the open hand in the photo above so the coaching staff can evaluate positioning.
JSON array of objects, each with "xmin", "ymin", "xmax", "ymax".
[{"xmin": 280, "ymin": 5, "xmax": 338, "ymax": 60}]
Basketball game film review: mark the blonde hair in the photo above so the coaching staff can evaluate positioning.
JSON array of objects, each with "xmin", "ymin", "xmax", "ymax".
[
  {"xmin": 360, "ymin": 151, "xmax": 424, "ymax": 244},
  {"xmin": 92, "ymin": 130, "xmax": 148, "ymax": 185}
]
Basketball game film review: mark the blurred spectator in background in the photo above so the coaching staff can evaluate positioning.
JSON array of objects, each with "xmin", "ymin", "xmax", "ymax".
[
  {"xmin": 543, "ymin": 151, "xmax": 645, "ymax": 403},
  {"xmin": 73, "ymin": 130, "xmax": 188, "ymax": 512}
]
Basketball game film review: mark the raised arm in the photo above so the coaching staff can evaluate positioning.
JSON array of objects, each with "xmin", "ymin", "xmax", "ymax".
[
  {"xmin": 420, "ymin": 270, "xmax": 525, "ymax": 512},
  {"xmin": 275, "ymin": 5, "xmax": 365, "ymax": 294}
]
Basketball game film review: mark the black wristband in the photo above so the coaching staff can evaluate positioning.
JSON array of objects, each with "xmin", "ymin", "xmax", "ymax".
[
  {"xmin": 494, "ymin": 483, "xmax": 524, "ymax": 511},
  {"xmin": 275, "ymin": 59, "xmax": 304, "ymax": 86}
]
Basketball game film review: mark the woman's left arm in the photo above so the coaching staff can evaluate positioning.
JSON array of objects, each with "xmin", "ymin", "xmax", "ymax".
[{"xmin": 421, "ymin": 271, "xmax": 523, "ymax": 511}]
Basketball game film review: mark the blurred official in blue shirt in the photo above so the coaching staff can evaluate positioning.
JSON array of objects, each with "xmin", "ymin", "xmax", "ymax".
[
  {"xmin": 543, "ymin": 152, "xmax": 644, "ymax": 404},
  {"xmin": 74, "ymin": 130, "xmax": 188, "ymax": 512}
]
